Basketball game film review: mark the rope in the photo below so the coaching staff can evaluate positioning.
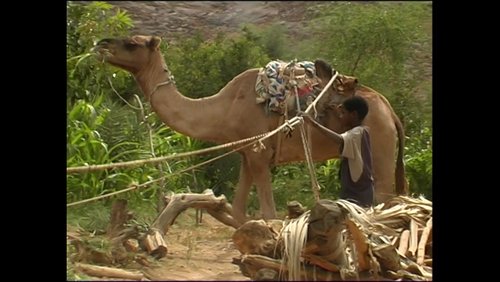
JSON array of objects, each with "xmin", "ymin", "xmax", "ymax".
[
  {"xmin": 298, "ymin": 121, "xmax": 321, "ymax": 202},
  {"xmin": 67, "ymin": 134, "xmax": 263, "ymax": 207},
  {"xmin": 304, "ymin": 71, "xmax": 339, "ymax": 116},
  {"xmin": 67, "ymin": 116, "xmax": 309, "ymax": 207},
  {"xmin": 292, "ymin": 84, "xmax": 321, "ymax": 202},
  {"xmin": 67, "ymin": 131, "xmax": 270, "ymax": 174}
]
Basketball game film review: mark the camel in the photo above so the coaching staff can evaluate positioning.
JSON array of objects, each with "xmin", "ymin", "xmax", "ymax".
[{"xmin": 92, "ymin": 35, "xmax": 406, "ymax": 224}]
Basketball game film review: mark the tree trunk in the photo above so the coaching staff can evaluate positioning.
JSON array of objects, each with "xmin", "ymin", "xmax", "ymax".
[
  {"xmin": 152, "ymin": 189, "xmax": 240, "ymax": 234},
  {"xmin": 107, "ymin": 199, "xmax": 130, "ymax": 238}
]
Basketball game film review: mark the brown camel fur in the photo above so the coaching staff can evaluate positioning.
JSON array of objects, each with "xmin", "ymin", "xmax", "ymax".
[{"xmin": 92, "ymin": 35, "xmax": 406, "ymax": 224}]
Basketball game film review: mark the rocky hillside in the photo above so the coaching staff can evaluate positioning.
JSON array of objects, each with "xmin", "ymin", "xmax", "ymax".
[
  {"xmin": 101, "ymin": 1, "xmax": 323, "ymax": 41},
  {"xmin": 74, "ymin": 1, "xmax": 431, "ymax": 83}
]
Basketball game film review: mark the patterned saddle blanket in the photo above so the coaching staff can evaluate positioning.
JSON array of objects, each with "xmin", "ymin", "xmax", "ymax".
[{"xmin": 255, "ymin": 60, "xmax": 323, "ymax": 114}]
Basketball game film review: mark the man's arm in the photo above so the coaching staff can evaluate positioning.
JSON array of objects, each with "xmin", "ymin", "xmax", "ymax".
[{"xmin": 302, "ymin": 115, "xmax": 344, "ymax": 145}]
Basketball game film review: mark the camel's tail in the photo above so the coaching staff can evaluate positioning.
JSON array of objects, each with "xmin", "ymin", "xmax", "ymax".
[{"xmin": 393, "ymin": 112, "xmax": 408, "ymax": 195}]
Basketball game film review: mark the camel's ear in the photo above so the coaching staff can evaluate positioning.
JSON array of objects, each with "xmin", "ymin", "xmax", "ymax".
[
  {"xmin": 149, "ymin": 36, "xmax": 162, "ymax": 50},
  {"xmin": 314, "ymin": 59, "xmax": 333, "ymax": 81}
]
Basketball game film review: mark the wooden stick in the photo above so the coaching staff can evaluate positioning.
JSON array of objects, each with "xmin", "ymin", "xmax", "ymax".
[
  {"xmin": 74, "ymin": 263, "xmax": 145, "ymax": 280},
  {"xmin": 408, "ymin": 219, "xmax": 418, "ymax": 257},
  {"xmin": 417, "ymin": 217, "xmax": 432, "ymax": 265},
  {"xmin": 398, "ymin": 229, "xmax": 410, "ymax": 255}
]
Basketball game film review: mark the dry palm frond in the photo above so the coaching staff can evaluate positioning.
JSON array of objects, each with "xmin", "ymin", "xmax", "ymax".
[
  {"xmin": 370, "ymin": 196, "xmax": 432, "ymax": 231},
  {"xmin": 279, "ymin": 211, "xmax": 310, "ymax": 281},
  {"xmin": 335, "ymin": 196, "xmax": 432, "ymax": 280},
  {"xmin": 337, "ymin": 200, "xmax": 396, "ymax": 236},
  {"xmin": 336, "ymin": 200, "xmax": 374, "ymax": 230},
  {"xmin": 267, "ymin": 196, "xmax": 432, "ymax": 281}
]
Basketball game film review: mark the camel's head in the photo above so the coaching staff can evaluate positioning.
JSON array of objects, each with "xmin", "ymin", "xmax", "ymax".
[
  {"xmin": 92, "ymin": 35, "xmax": 162, "ymax": 74},
  {"xmin": 335, "ymin": 74, "xmax": 359, "ymax": 96},
  {"xmin": 314, "ymin": 59, "xmax": 359, "ymax": 105}
]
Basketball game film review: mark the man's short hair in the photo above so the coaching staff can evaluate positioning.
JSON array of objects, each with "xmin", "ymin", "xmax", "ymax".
[{"xmin": 342, "ymin": 96, "xmax": 369, "ymax": 120}]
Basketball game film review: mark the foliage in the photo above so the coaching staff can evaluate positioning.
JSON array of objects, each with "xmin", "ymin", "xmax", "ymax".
[
  {"xmin": 67, "ymin": 240, "xmax": 92, "ymax": 281},
  {"xmin": 404, "ymin": 127, "xmax": 432, "ymax": 199},
  {"xmin": 67, "ymin": 1, "xmax": 192, "ymax": 207},
  {"xmin": 165, "ymin": 31, "xmax": 270, "ymax": 99},
  {"xmin": 310, "ymin": 2, "xmax": 430, "ymax": 91},
  {"xmin": 67, "ymin": 1, "xmax": 136, "ymax": 103},
  {"xmin": 246, "ymin": 23, "xmax": 287, "ymax": 60}
]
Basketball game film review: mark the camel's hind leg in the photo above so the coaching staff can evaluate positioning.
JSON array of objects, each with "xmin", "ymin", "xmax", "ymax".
[
  {"xmin": 232, "ymin": 155, "xmax": 254, "ymax": 224},
  {"xmin": 246, "ymin": 149, "xmax": 277, "ymax": 220},
  {"xmin": 233, "ymin": 150, "xmax": 277, "ymax": 222},
  {"xmin": 252, "ymin": 163, "xmax": 277, "ymax": 220}
]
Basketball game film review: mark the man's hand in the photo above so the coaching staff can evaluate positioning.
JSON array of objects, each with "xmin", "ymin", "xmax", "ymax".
[
  {"xmin": 296, "ymin": 110, "xmax": 306, "ymax": 117},
  {"xmin": 297, "ymin": 111, "xmax": 313, "ymax": 122}
]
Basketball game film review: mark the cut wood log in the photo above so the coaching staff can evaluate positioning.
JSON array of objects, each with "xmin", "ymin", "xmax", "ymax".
[
  {"xmin": 74, "ymin": 263, "xmax": 145, "ymax": 280},
  {"xmin": 124, "ymin": 239, "xmax": 139, "ymax": 252},
  {"xmin": 143, "ymin": 228, "xmax": 168, "ymax": 259},
  {"xmin": 232, "ymin": 220, "xmax": 281, "ymax": 258},
  {"xmin": 417, "ymin": 217, "xmax": 432, "ymax": 265}
]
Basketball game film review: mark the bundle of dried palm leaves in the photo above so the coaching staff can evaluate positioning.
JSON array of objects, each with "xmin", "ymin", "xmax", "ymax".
[
  {"xmin": 336, "ymin": 196, "xmax": 432, "ymax": 280},
  {"xmin": 233, "ymin": 196, "xmax": 432, "ymax": 281}
]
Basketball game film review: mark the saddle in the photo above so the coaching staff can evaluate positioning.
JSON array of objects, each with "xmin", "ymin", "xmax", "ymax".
[{"xmin": 255, "ymin": 60, "xmax": 323, "ymax": 115}]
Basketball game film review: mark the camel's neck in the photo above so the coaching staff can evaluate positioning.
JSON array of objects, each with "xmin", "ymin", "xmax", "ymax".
[{"xmin": 134, "ymin": 53, "xmax": 224, "ymax": 143}]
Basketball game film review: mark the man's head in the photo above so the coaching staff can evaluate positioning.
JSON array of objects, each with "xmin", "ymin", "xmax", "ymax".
[{"xmin": 338, "ymin": 96, "xmax": 369, "ymax": 126}]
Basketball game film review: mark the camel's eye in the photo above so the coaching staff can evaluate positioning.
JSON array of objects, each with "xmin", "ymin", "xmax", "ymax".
[{"xmin": 124, "ymin": 41, "xmax": 139, "ymax": 51}]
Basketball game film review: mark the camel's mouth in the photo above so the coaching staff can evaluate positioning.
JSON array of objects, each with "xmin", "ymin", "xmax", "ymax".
[{"xmin": 91, "ymin": 42, "xmax": 114, "ymax": 61}]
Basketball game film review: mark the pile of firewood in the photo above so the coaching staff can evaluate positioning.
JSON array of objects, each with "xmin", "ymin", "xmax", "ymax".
[{"xmin": 232, "ymin": 196, "xmax": 432, "ymax": 281}]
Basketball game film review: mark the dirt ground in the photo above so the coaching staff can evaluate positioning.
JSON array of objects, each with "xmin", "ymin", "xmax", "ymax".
[{"xmin": 141, "ymin": 211, "xmax": 250, "ymax": 281}]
